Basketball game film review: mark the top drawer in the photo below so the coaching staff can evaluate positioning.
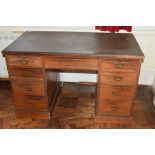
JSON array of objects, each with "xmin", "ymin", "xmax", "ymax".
[
  {"xmin": 100, "ymin": 59, "xmax": 139, "ymax": 72},
  {"xmin": 6, "ymin": 55, "xmax": 42, "ymax": 68},
  {"xmin": 44, "ymin": 57, "xmax": 98, "ymax": 71}
]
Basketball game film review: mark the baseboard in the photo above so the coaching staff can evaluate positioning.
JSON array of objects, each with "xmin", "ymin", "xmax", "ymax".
[
  {"xmin": 138, "ymin": 84, "xmax": 151, "ymax": 87},
  {"xmin": 150, "ymin": 86, "xmax": 155, "ymax": 107},
  {"xmin": 148, "ymin": 86, "xmax": 155, "ymax": 107},
  {"xmin": 0, "ymin": 77, "xmax": 9, "ymax": 81},
  {"xmin": 150, "ymin": 86, "xmax": 155, "ymax": 96}
]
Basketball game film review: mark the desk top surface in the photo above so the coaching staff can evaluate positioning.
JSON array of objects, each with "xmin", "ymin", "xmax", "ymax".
[{"xmin": 2, "ymin": 31, "xmax": 144, "ymax": 59}]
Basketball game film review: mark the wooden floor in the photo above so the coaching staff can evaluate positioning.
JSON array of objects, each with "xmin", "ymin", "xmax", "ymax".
[{"xmin": 0, "ymin": 81, "xmax": 155, "ymax": 129}]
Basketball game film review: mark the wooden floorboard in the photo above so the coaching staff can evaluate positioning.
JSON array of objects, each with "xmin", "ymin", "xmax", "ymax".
[{"xmin": 0, "ymin": 81, "xmax": 155, "ymax": 129}]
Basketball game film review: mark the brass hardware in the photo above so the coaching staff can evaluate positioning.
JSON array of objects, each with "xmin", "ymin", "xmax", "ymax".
[
  {"xmin": 27, "ymin": 100, "xmax": 34, "ymax": 104},
  {"xmin": 116, "ymin": 63, "xmax": 124, "ymax": 68},
  {"xmin": 20, "ymin": 59, "xmax": 28, "ymax": 65},
  {"xmin": 111, "ymin": 106, "xmax": 119, "ymax": 111},
  {"xmin": 114, "ymin": 76, "xmax": 123, "ymax": 81},
  {"xmin": 112, "ymin": 91, "xmax": 121, "ymax": 96},
  {"xmin": 24, "ymin": 87, "xmax": 32, "ymax": 91}
]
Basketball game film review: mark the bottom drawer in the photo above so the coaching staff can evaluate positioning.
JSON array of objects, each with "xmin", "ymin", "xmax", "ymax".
[
  {"xmin": 14, "ymin": 95, "xmax": 48, "ymax": 111},
  {"xmin": 15, "ymin": 110, "xmax": 50, "ymax": 120},
  {"xmin": 96, "ymin": 100, "xmax": 132, "ymax": 116}
]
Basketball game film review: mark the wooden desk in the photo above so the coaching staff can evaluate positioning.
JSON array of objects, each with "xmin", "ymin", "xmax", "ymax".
[{"xmin": 2, "ymin": 31, "xmax": 144, "ymax": 124}]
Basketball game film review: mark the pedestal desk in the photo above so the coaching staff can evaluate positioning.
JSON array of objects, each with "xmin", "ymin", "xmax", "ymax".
[{"xmin": 2, "ymin": 31, "xmax": 144, "ymax": 124}]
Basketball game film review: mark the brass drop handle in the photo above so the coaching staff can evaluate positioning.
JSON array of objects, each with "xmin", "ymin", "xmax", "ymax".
[
  {"xmin": 116, "ymin": 63, "xmax": 124, "ymax": 68},
  {"xmin": 112, "ymin": 91, "xmax": 121, "ymax": 96},
  {"xmin": 24, "ymin": 87, "xmax": 32, "ymax": 92},
  {"xmin": 111, "ymin": 106, "xmax": 119, "ymax": 111},
  {"xmin": 27, "ymin": 99, "xmax": 34, "ymax": 104},
  {"xmin": 114, "ymin": 76, "xmax": 123, "ymax": 81},
  {"xmin": 20, "ymin": 59, "xmax": 28, "ymax": 65}
]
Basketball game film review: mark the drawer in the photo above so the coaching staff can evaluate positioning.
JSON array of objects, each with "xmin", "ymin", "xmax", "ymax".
[
  {"xmin": 96, "ymin": 100, "xmax": 132, "ymax": 116},
  {"xmin": 14, "ymin": 95, "xmax": 48, "ymax": 111},
  {"xmin": 100, "ymin": 72, "xmax": 138, "ymax": 85},
  {"xmin": 99, "ymin": 85, "xmax": 136, "ymax": 101},
  {"xmin": 44, "ymin": 57, "xmax": 98, "ymax": 71},
  {"xmin": 6, "ymin": 55, "xmax": 42, "ymax": 68},
  {"xmin": 9, "ymin": 68, "xmax": 44, "ymax": 78},
  {"xmin": 100, "ymin": 59, "xmax": 139, "ymax": 72},
  {"xmin": 15, "ymin": 110, "xmax": 50, "ymax": 120},
  {"xmin": 11, "ymin": 78, "xmax": 45, "ymax": 96}
]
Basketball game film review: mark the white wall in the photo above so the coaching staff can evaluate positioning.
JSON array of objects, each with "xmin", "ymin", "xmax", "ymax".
[
  {"xmin": 153, "ymin": 76, "xmax": 155, "ymax": 89},
  {"xmin": 133, "ymin": 31, "xmax": 155, "ymax": 86},
  {"xmin": 0, "ymin": 26, "xmax": 155, "ymax": 86},
  {"xmin": 0, "ymin": 32, "xmax": 21, "ymax": 77},
  {"xmin": 153, "ymin": 75, "xmax": 155, "ymax": 105}
]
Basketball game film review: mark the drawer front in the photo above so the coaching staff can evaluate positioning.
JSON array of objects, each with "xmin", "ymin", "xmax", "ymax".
[
  {"xmin": 99, "ymin": 85, "xmax": 136, "ymax": 101},
  {"xmin": 6, "ymin": 55, "xmax": 42, "ymax": 68},
  {"xmin": 11, "ymin": 78, "xmax": 45, "ymax": 96},
  {"xmin": 44, "ymin": 57, "xmax": 98, "ymax": 71},
  {"xmin": 100, "ymin": 60, "xmax": 139, "ymax": 72},
  {"xmin": 14, "ymin": 95, "xmax": 48, "ymax": 111},
  {"xmin": 96, "ymin": 100, "xmax": 132, "ymax": 116},
  {"xmin": 9, "ymin": 68, "xmax": 44, "ymax": 78},
  {"xmin": 100, "ymin": 72, "xmax": 138, "ymax": 85},
  {"xmin": 16, "ymin": 110, "xmax": 50, "ymax": 120}
]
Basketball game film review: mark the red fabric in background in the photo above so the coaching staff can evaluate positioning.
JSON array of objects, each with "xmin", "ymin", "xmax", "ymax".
[{"xmin": 95, "ymin": 26, "xmax": 132, "ymax": 32}]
